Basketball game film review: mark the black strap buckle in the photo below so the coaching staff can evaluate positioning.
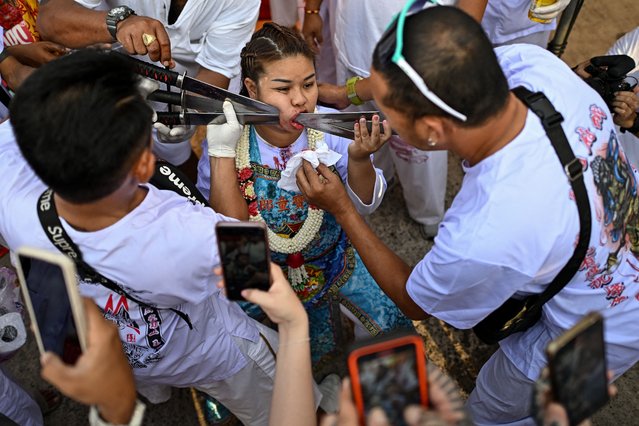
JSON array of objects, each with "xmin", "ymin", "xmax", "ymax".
[{"xmin": 564, "ymin": 158, "xmax": 584, "ymax": 182}]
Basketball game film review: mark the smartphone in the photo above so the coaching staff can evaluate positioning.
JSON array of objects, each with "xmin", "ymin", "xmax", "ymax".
[
  {"xmin": 216, "ymin": 222, "xmax": 271, "ymax": 301},
  {"xmin": 546, "ymin": 312, "xmax": 608, "ymax": 426},
  {"xmin": 348, "ymin": 331, "xmax": 428, "ymax": 426},
  {"xmin": 14, "ymin": 246, "xmax": 88, "ymax": 364}
]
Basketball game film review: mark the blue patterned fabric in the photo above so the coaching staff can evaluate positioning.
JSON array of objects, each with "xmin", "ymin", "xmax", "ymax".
[{"xmin": 242, "ymin": 127, "xmax": 412, "ymax": 378}]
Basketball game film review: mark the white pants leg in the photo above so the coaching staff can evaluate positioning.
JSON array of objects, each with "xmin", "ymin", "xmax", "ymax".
[
  {"xmin": 466, "ymin": 348, "xmax": 536, "ymax": 426},
  {"xmin": 390, "ymin": 142, "xmax": 447, "ymax": 227},
  {"xmin": 0, "ymin": 366, "xmax": 43, "ymax": 426},
  {"xmin": 270, "ymin": 0, "xmax": 299, "ymax": 27},
  {"xmin": 194, "ymin": 323, "xmax": 279, "ymax": 426}
]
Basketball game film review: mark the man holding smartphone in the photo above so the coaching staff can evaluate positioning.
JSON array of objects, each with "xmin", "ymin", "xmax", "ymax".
[
  {"xmin": 0, "ymin": 49, "xmax": 287, "ymax": 425},
  {"xmin": 297, "ymin": 5, "xmax": 639, "ymax": 425}
]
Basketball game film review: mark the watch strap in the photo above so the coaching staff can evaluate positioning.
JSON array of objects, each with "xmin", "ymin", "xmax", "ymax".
[
  {"xmin": 346, "ymin": 76, "xmax": 363, "ymax": 106},
  {"xmin": 106, "ymin": 7, "xmax": 135, "ymax": 41}
]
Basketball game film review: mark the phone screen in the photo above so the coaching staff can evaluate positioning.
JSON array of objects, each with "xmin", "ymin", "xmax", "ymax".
[
  {"xmin": 357, "ymin": 343, "xmax": 422, "ymax": 426},
  {"xmin": 549, "ymin": 316, "xmax": 608, "ymax": 425},
  {"xmin": 18, "ymin": 254, "xmax": 82, "ymax": 363},
  {"xmin": 217, "ymin": 224, "xmax": 270, "ymax": 300}
]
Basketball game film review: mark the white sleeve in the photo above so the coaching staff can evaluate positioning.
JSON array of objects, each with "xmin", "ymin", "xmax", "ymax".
[
  {"xmin": 89, "ymin": 400, "xmax": 146, "ymax": 426},
  {"xmin": 606, "ymin": 27, "xmax": 639, "ymax": 70},
  {"xmin": 196, "ymin": 0, "xmax": 260, "ymax": 79},
  {"xmin": 74, "ymin": 0, "xmax": 104, "ymax": 8},
  {"xmin": 323, "ymin": 132, "xmax": 387, "ymax": 215},
  {"xmin": 406, "ymin": 239, "xmax": 535, "ymax": 330}
]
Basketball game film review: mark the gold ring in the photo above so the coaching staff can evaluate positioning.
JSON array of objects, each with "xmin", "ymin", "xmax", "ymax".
[{"xmin": 142, "ymin": 33, "xmax": 157, "ymax": 47}]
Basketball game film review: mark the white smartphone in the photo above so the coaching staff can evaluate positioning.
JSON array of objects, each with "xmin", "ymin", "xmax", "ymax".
[{"xmin": 14, "ymin": 246, "xmax": 88, "ymax": 363}]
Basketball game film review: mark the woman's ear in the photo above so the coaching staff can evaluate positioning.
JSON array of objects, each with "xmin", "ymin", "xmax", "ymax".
[
  {"xmin": 244, "ymin": 78, "xmax": 258, "ymax": 99},
  {"xmin": 132, "ymin": 147, "xmax": 156, "ymax": 183}
]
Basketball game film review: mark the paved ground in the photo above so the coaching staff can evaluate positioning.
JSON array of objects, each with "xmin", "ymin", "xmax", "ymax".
[{"xmin": 2, "ymin": 2, "xmax": 638, "ymax": 425}]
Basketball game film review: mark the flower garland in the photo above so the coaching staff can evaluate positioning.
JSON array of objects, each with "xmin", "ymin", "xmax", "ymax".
[{"xmin": 236, "ymin": 124, "xmax": 326, "ymax": 288}]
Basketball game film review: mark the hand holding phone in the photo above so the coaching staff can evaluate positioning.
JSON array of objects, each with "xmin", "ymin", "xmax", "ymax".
[
  {"xmin": 15, "ymin": 246, "xmax": 88, "ymax": 364},
  {"xmin": 546, "ymin": 312, "xmax": 609, "ymax": 426},
  {"xmin": 347, "ymin": 331, "xmax": 428, "ymax": 426},
  {"xmin": 216, "ymin": 222, "xmax": 271, "ymax": 301}
]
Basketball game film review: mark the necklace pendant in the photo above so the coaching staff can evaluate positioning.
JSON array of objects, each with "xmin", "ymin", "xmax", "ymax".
[{"xmin": 286, "ymin": 252, "xmax": 305, "ymax": 268}]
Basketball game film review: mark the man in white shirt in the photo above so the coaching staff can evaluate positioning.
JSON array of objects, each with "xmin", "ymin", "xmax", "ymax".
[
  {"xmin": 0, "ymin": 49, "xmax": 278, "ymax": 426},
  {"xmin": 297, "ymin": 6, "xmax": 639, "ymax": 425},
  {"xmin": 36, "ymin": 0, "xmax": 260, "ymax": 168}
]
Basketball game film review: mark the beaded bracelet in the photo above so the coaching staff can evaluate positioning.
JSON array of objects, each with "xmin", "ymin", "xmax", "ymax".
[{"xmin": 305, "ymin": 9, "xmax": 320, "ymax": 14}]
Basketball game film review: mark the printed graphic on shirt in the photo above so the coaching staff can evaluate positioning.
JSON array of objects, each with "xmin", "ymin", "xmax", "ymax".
[
  {"xmin": 580, "ymin": 121, "xmax": 639, "ymax": 308},
  {"xmin": 0, "ymin": 0, "xmax": 39, "ymax": 46},
  {"xmin": 82, "ymin": 280, "xmax": 167, "ymax": 369}
]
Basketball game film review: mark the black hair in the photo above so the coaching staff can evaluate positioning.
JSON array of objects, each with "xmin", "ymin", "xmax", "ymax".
[
  {"xmin": 240, "ymin": 22, "xmax": 315, "ymax": 96},
  {"xmin": 372, "ymin": 6, "xmax": 510, "ymax": 126},
  {"xmin": 9, "ymin": 49, "xmax": 153, "ymax": 203}
]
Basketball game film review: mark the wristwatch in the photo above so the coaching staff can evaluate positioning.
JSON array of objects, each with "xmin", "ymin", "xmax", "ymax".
[
  {"xmin": 346, "ymin": 76, "xmax": 364, "ymax": 106},
  {"xmin": 106, "ymin": 6, "xmax": 136, "ymax": 41}
]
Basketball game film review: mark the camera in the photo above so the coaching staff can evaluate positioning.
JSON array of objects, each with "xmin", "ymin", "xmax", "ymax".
[{"xmin": 584, "ymin": 55, "xmax": 637, "ymax": 109}]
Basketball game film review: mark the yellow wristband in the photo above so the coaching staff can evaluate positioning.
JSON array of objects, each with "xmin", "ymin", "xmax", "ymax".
[{"xmin": 346, "ymin": 76, "xmax": 363, "ymax": 106}]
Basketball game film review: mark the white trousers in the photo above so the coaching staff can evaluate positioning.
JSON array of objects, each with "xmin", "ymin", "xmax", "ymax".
[
  {"xmin": 466, "ymin": 348, "xmax": 536, "ymax": 426},
  {"xmin": 0, "ymin": 366, "xmax": 42, "ymax": 426}
]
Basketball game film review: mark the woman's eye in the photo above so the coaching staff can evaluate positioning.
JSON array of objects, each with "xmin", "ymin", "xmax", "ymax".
[
  {"xmin": 304, "ymin": 82, "xmax": 316, "ymax": 89},
  {"xmin": 275, "ymin": 87, "xmax": 289, "ymax": 93}
]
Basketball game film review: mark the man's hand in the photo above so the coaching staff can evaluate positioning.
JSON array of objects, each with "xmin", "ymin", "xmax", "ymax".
[
  {"xmin": 318, "ymin": 82, "xmax": 351, "ymax": 110},
  {"xmin": 40, "ymin": 298, "xmax": 137, "ymax": 425},
  {"xmin": 611, "ymin": 90, "xmax": 639, "ymax": 129},
  {"xmin": 296, "ymin": 162, "xmax": 352, "ymax": 217},
  {"xmin": 5, "ymin": 41, "xmax": 69, "ymax": 67},
  {"xmin": 348, "ymin": 116, "xmax": 392, "ymax": 161},
  {"xmin": 302, "ymin": 13, "xmax": 323, "ymax": 53},
  {"xmin": 116, "ymin": 15, "xmax": 172, "ymax": 67}
]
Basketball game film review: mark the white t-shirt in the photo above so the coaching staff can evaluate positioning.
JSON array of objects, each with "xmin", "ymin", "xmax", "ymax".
[
  {"xmin": 481, "ymin": 0, "xmax": 557, "ymax": 45},
  {"xmin": 407, "ymin": 44, "xmax": 639, "ymax": 381},
  {"xmin": 196, "ymin": 106, "xmax": 387, "ymax": 216},
  {"xmin": 0, "ymin": 120, "xmax": 261, "ymax": 387},
  {"xmin": 606, "ymin": 26, "xmax": 639, "ymax": 168},
  {"xmin": 74, "ymin": 0, "xmax": 260, "ymax": 78}
]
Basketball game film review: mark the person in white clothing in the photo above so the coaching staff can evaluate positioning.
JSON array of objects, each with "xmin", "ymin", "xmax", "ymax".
[
  {"xmin": 296, "ymin": 5, "xmax": 639, "ymax": 425},
  {"xmin": 303, "ymin": 0, "xmax": 488, "ymax": 237},
  {"xmin": 0, "ymin": 49, "xmax": 281, "ymax": 426},
  {"xmin": 37, "ymin": 0, "xmax": 260, "ymax": 169}
]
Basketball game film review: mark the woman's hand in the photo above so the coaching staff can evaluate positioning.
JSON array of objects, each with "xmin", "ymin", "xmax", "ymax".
[
  {"xmin": 207, "ymin": 100, "xmax": 243, "ymax": 158},
  {"xmin": 6, "ymin": 41, "xmax": 69, "ymax": 67},
  {"xmin": 348, "ymin": 115, "xmax": 392, "ymax": 161}
]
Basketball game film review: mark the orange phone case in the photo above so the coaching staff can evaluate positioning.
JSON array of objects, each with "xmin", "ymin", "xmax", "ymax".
[{"xmin": 347, "ymin": 332, "xmax": 428, "ymax": 425}]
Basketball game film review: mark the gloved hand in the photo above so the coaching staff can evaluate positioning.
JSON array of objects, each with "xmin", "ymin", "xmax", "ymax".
[
  {"xmin": 153, "ymin": 121, "xmax": 196, "ymax": 143},
  {"xmin": 530, "ymin": 0, "xmax": 571, "ymax": 21},
  {"xmin": 137, "ymin": 76, "xmax": 160, "ymax": 98},
  {"xmin": 207, "ymin": 100, "xmax": 243, "ymax": 158}
]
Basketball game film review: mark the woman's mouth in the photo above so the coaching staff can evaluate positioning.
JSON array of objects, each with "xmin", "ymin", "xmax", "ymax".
[{"xmin": 290, "ymin": 112, "xmax": 305, "ymax": 130}]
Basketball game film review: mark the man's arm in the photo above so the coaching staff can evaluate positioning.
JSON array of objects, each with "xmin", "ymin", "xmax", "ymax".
[
  {"xmin": 37, "ymin": 0, "xmax": 172, "ymax": 65},
  {"xmin": 296, "ymin": 161, "xmax": 428, "ymax": 320}
]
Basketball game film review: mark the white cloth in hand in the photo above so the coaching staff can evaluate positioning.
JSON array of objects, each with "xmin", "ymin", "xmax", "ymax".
[
  {"xmin": 207, "ymin": 100, "xmax": 243, "ymax": 158},
  {"xmin": 529, "ymin": 0, "xmax": 570, "ymax": 20},
  {"xmin": 278, "ymin": 141, "xmax": 342, "ymax": 193}
]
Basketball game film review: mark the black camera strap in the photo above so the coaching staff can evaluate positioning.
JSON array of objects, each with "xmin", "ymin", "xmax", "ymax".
[
  {"xmin": 36, "ymin": 188, "xmax": 193, "ymax": 329},
  {"xmin": 513, "ymin": 86, "xmax": 592, "ymax": 309}
]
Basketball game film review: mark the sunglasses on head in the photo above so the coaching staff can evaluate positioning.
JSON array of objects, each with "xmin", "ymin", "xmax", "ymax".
[{"xmin": 378, "ymin": 0, "xmax": 467, "ymax": 122}]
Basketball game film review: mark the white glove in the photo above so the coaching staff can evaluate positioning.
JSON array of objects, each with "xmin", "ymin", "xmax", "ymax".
[
  {"xmin": 153, "ymin": 121, "xmax": 196, "ymax": 143},
  {"xmin": 207, "ymin": 100, "xmax": 243, "ymax": 158},
  {"xmin": 530, "ymin": 0, "xmax": 571, "ymax": 21},
  {"xmin": 137, "ymin": 76, "xmax": 160, "ymax": 98}
]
